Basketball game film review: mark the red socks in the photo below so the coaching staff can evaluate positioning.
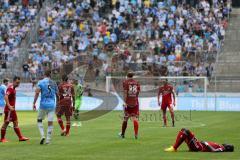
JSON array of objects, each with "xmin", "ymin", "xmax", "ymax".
[
  {"xmin": 66, "ymin": 122, "xmax": 71, "ymax": 135},
  {"xmin": 58, "ymin": 118, "xmax": 65, "ymax": 131},
  {"xmin": 1, "ymin": 125, "xmax": 23, "ymax": 139},
  {"xmin": 163, "ymin": 114, "xmax": 167, "ymax": 126},
  {"xmin": 58, "ymin": 118, "xmax": 71, "ymax": 135},
  {"xmin": 121, "ymin": 118, "xmax": 139, "ymax": 137},
  {"xmin": 173, "ymin": 131, "xmax": 187, "ymax": 150},
  {"xmin": 121, "ymin": 121, "xmax": 128, "ymax": 136},
  {"xmin": 170, "ymin": 111, "xmax": 175, "ymax": 125},
  {"xmin": 1, "ymin": 128, "xmax": 6, "ymax": 139},
  {"xmin": 133, "ymin": 120, "xmax": 139, "ymax": 136},
  {"xmin": 14, "ymin": 127, "xmax": 23, "ymax": 139},
  {"xmin": 162, "ymin": 111, "xmax": 175, "ymax": 126}
]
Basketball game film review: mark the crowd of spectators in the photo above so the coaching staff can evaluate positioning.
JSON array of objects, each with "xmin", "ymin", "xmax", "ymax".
[
  {"xmin": 23, "ymin": 0, "xmax": 231, "ymax": 82},
  {"xmin": 0, "ymin": 0, "xmax": 39, "ymax": 70}
]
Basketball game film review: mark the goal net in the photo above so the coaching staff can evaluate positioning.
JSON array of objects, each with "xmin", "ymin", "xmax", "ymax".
[{"xmin": 106, "ymin": 76, "xmax": 208, "ymax": 111}]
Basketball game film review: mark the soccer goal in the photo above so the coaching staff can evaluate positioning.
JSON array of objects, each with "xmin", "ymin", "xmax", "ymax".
[{"xmin": 106, "ymin": 76, "xmax": 208, "ymax": 111}]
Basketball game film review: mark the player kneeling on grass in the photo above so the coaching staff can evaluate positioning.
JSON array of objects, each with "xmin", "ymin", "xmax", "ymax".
[
  {"xmin": 0, "ymin": 76, "xmax": 29, "ymax": 142},
  {"xmin": 56, "ymin": 75, "xmax": 75, "ymax": 136},
  {"xmin": 119, "ymin": 72, "xmax": 140, "ymax": 139},
  {"xmin": 165, "ymin": 128, "xmax": 234, "ymax": 152}
]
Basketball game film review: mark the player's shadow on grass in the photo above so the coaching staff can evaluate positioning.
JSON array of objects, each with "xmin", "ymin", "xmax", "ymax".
[{"xmin": 75, "ymin": 90, "xmax": 119, "ymax": 121}]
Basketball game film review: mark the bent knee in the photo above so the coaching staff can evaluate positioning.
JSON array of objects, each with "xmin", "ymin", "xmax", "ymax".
[{"xmin": 181, "ymin": 128, "xmax": 190, "ymax": 135}]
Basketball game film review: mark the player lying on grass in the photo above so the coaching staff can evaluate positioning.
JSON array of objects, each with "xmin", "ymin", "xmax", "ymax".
[
  {"xmin": 1, "ymin": 76, "xmax": 29, "ymax": 142},
  {"xmin": 165, "ymin": 128, "xmax": 234, "ymax": 152},
  {"xmin": 119, "ymin": 72, "xmax": 141, "ymax": 139},
  {"xmin": 56, "ymin": 75, "xmax": 75, "ymax": 136}
]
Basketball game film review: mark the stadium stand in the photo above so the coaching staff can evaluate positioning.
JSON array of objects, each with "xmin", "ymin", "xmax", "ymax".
[
  {"xmin": 0, "ymin": 0, "xmax": 42, "ymax": 77},
  {"xmin": 1, "ymin": 0, "xmax": 232, "ymax": 90},
  {"xmin": 211, "ymin": 7, "xmax": 240, "ymax": 92}
]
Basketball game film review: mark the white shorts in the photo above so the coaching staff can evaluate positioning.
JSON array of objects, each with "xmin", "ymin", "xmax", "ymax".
[
  {"xmin": 0, "ymin": 106, "xmax": 4, "ymax": 114},
  {"xmin": 38, "ymin": 109, "xmax": 55, "ymax": 122}
]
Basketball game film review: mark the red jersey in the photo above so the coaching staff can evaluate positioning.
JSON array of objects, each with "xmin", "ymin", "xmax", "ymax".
[
  {"xmin": 123, "ymin": 78, "xmax": 140, "ymax": 107},
  {"xmin": 201, "ymin": 141, "xmax": 225, "ymax": 152},
  {"xmin": 58, "ymin": 82, "xmax": 75, "ymax": 107},
  {"xmin": 185, "ymin": 129, "xmax": 225, "ymax": 152},
  {"xmin": 158, "ymin": 84, "xmax": 174, "ymax": 103},
  {"xmin": 4, "ymin": 84, "xmax": 16, "ymax": 112}
]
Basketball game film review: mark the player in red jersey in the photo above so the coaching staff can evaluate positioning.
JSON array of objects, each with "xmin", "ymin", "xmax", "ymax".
[
  {"xmin": 0, "ymin": 76, "xmax": 29, "ymax": 142},
  {"xmin": 165, "ymin": 128, "xmax": 234, "ymax": 152},
  {"xmin": 119, "ymin": 72, "xmax": 141, "ymax": 139},
  {"xmin": 158, "ymin": 79, "xmax": 176, "ymax": 127},
  {"xmin": 56, "ymin": 75, "xmax": 75, "ymax": 136}
]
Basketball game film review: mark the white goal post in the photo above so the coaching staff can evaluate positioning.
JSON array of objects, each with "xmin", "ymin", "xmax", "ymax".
[{"xmin": 106, "ymin": 76, "xmax": 208, "ymax": 111}]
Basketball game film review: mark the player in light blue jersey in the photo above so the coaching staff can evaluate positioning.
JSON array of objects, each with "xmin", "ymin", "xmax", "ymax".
[
  {"xmin": 0, "ymin": 79, "xmax": 9, "ymax": 117},
  {"xmin": 33, "ymin": 70, "xmax": 58, "ymax": 145}
]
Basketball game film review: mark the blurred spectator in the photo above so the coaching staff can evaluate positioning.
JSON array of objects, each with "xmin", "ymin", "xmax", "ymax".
[
  {"xmin": 22, "ymin": 0, "xmax": 231, "ymax": 82},
  {"xmin": 0, "ymin": 1, "xmax": 38, "ymax": 70},
  {"xmin": 22, "ymin": 61, "xmax": 30, "ymax": 79}
]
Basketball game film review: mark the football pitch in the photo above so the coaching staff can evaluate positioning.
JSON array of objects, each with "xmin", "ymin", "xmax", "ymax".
[{"xmin": 0, "ymin": 111, "xmax": 239, "ymax": 160}]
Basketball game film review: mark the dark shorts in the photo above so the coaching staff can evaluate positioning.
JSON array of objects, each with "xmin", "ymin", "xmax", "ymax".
[
  {"xmin": 56, "ymin": 106, "xmax": 73, "ymax": 117},
  {"xmin": 4, "ymin": 110, "xmax": 18, "ymax": 122},
  {"xmin": 124, "ymin": 105, "xmax": 139, "ymax": 118}
]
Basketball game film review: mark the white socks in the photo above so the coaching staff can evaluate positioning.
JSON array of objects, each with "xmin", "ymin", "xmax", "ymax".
[
  {"xmin": 46, "ymin": 125, "xmax": 53, "ymax": 143},
  {"xmin": 37, "ymin": 122, "xmax": 45, "ymax": 139}
]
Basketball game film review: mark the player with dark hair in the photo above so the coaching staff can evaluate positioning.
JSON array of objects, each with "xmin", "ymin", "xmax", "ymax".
[
  {"xmin": 0, "ymin": 76, "xmax": 29, "ymax": 142},
  {"xmin": 56, "ymin": 74, "xmax": 75, "ymax": 136},
  {"xmin": 33, "ymin": 70, "xmax": 58, "ymax": 144},
  {"xmin": 158, "ymin": 79, "xmax": 176, "ymax": 127},
  {"xmin": 119, "ymin": 72, "xmax": 141, "ymax": 139},
  {"xmin": 165, "ymin": 128, "xmax": 234, "ymax": 152}
]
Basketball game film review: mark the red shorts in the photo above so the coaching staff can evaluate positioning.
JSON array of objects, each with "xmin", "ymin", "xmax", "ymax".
[
  {"xmin": 161, "ymin": 101, "xmax": 174, "ymax": 111},
  {"xmin": 56, "ymin": 106, "xmax": 73, "ymax": 117},
  {"xmin": 4, "ymin": 110, "xmax": 18, "ymax": 122},
  {"xmin": 124, "ymin": 105, "xmax": 139, "ymax": 117}
]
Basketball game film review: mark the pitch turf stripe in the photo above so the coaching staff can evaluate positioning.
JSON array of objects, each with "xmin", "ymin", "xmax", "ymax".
[{"xmin": 160, "ymin": 158, "xmax": 238, "ymax": 160}]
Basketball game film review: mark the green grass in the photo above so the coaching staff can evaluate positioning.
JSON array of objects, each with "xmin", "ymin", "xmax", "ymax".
[{"xmin": 0, "ymin": 111, "xmax": 239, "ymax": 160}]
